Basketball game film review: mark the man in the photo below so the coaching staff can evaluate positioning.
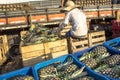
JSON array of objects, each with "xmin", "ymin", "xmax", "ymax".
[{"xmin": 57, "ymin": 0, "xmax": 88, "ymax": 39}]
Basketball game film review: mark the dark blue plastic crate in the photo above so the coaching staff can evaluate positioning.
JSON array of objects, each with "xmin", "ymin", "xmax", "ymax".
[
  {"xmin": 73, "ymin": 45, "xmax": 120, "ymax": 80},
  {"xmin": 33, "ymin": 54, "xmax": 109, "ymax": 80},
  {"xmin": 103, "ymin": 37, "xmax": 120, "ymax": 54},
  {"xmin": 0, "ymin": 67, "xmax": 35, "ymax": 80}
]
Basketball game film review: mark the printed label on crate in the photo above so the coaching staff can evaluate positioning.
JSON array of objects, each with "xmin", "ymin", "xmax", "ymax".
[
  {"xmin": 0, "ymin": 18, "xmax": 6, "ymax": 25},
  {"xmin": 85, "ymin": 11, "xmax": 98, "ymax": 18},
  {"xmin": 31, "ymin": 15, "xmax": 47, "ymax": 22},
  {"xmin": 48, "ymin": 13, "xmax": 65, "ymax": 21},
  {"xmin": 99, "ymin": 11, "xmax": 112, "ymax": 17},
  {"xmin": 8, "ymin": 17, "xmax": 26, "ymax": 24}
]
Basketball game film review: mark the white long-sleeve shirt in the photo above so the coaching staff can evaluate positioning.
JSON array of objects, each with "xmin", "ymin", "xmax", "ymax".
[{"xmin": 64, "ymin": 8, "xmax": 88, "ymax": 37}]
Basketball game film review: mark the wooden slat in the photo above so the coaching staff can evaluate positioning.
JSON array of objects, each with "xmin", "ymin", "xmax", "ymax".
[
  {"xmin": 50, "ymin": 45, "xmax": 67, "ymax": 53},
  {"xmin": 22, "ymin": 50, "xmax": 45, "ymax": 59},
  {"xmin": 21, "ymin": 43, "xmax": 44, "ymax": 53},
  {"xmin": 73, "ymin": 46, "xmax": 89, "ymax": 53},
  {"xmin": 51, "ymin": 50, "xmax": 68, "ymax": 58},
  {"xmin": 72, "ymin": 40, "xmax": 88, "ymax": 46},
  {"xmin": 23, "ymin": 55, "xmax": 46, "ymax": 67},
  {"xmin": 92, "ymin": 37, "xmax": 106, "ymax": 43},
  {"xmin": 90, "ymin": 31, "xmax": 105, "ymax": 37},
  {"xmin": 91, "ymin": 42, "xmax": 104, "ymax": 47},
  {"xmin": 47, "ymin": 39, "xmax": 67, "ymax": 48}
]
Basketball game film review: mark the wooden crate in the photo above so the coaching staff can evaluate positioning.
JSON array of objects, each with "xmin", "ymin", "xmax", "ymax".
[
  {"xmin": 20, "ymin": 38, "xmax": 68, "ymax": 66},
  {"xmin": 67, "ymin": 36, "xmax": 89, "ymax": 54},
  {"xmin": 44, "ymin": 39, "xmax": 68, "ymax": 59},
  {"xmin": 89, "ymin": 30, "xmax": 106, "ymax": 47},
  {"xmin": 20, "ymin": 43, "xmax": 46, "ymax": 67},
  {"xmin": 67, "ymin": 30, "xmax": 106, "ymax": 53},
  {"xmin": 0, "ymin": 35, "xmax": 9, "ymax": 65},
  {"xmin": 0, "ymin": 35, "xmax": 9, "ymax": 54}
]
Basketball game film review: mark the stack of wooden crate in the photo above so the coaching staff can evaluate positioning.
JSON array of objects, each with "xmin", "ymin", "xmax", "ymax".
[
  {"xmin": 20, "ymin": 31, "xmax": 68, "ymax": 67},
  {"xmin": 67, "ymin": 30, "xmax": 106, "ymax": 53}
]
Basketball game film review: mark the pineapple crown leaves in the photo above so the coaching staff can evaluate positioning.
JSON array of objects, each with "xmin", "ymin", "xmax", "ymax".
[
  {"xmin": 79, "ymin": 52, "xmax": 94, "ymax": 61},
  {"xmin": 56, "ymin": 57, "xmax": 73, "ymax": 70},
  {"xmin": 112, "ymin": 66, "xmax": 120, "ymax": 74},
  {"xmin": 94, "ymin": 64, "xmax": 109, "ymax": 72},
  {"xmin": 69, "ymin": 66, "xmax": 85, "ymax": 79}
]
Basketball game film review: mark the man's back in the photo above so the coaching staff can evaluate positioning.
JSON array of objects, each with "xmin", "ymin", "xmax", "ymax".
[{"xmin": 64, "ymin": 8, "xmax": 88, "ymax": 37}]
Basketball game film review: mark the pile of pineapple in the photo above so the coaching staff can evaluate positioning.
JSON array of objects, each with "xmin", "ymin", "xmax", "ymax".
[
  {"xmin": 79, "ymin": 45, "xmax": 120, "ymax": 79},
  {"xmin": 38, "ymin": 57, "xmax": 95, "ymax": 80},
  {"xmin": 21, "ymin": 24, "xmax": 61, "ymax": 46},
  {"xmin": 7, "ymin": 75, "xmax": 34, "ymax": 80}
]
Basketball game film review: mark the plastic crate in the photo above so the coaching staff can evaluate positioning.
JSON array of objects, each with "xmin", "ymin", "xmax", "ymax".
[
  {"xmin": 73, "ymin": 45, "xmax": 120, "ymax": 80},
  {"xmin": 0, "ymin": 67, "xmax": 35, "ymax": 80},
  {"xmin": 103, "ymin": 37, "xmax": 120, "ymax": 54},
  {"xmin": 33, "ymin": 54, "xmax": 109, "ymax": 80}
]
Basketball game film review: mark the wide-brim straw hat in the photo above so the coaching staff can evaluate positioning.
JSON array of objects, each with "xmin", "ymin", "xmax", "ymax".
[{"xmin": 62, "ymin": 0, "xmax": 80, "ymax": 11}]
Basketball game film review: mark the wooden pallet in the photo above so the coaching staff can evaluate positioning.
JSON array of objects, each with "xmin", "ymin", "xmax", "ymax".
[{"xmin": 67, "ymin": 30, "xmax": 106, "ymax": 53}]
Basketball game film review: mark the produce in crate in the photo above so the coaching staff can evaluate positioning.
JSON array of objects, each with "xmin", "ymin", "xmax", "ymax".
[
  {"xmin": 38, "ymin": 57, "xmax": 95, "ymax": 80},
  {"xmin": 102, "ymin": 54, "xmax": 120, "ymax": 67},
  {"xmin": 81, "ymin": 58, "xmax": 97, "ymax": 69},
  {"xmin": 21, "ymin": 24, "xmax": 61, "ymax": 46},
  {"xmin": 79, "ymin": 45, "xmax": 120, "ymax": 79},
  {"xmin": 97, "ymin": 65, "xmax": 120, "ymax": 79},
  {"xmin": 91, "ymin": 45, "xmax": 108, "ymax": 58},
  {"xmin": 80, "ymin": 45, "xmax": 109, "ymax": 61},
  {"xmin": 7, "ymin": 75, "xmax": 34, "ymax": 80}
]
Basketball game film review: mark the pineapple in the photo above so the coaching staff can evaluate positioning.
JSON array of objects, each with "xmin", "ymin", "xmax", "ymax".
[
  {"xmin": 91, "ymin": 45, "xmax": 107, "ymax": 54},
  {"xmin": 80, "ymin": 45, "xmax": 109, "ymax": 61},
  {"xmin": 98, "ymin": 66, "xmax": 120, "ymax": 79},
  {"xmin": 81, "ymin": 58, "xmax": 97, "ymax": 69},
  {"xmin": 91, "ymin": 45, "xmax": 109, "ymax": 58},
  {"xmin": 102, "ymin": 54, "xmax": 120, "ymax": 67},
  {"xmin": 38, "ymin": 65, "xmax": 57, "ymax": 79},
  {"xmin": 64, "ymin": 64, "xmax": 78, "ymax": 73}
]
